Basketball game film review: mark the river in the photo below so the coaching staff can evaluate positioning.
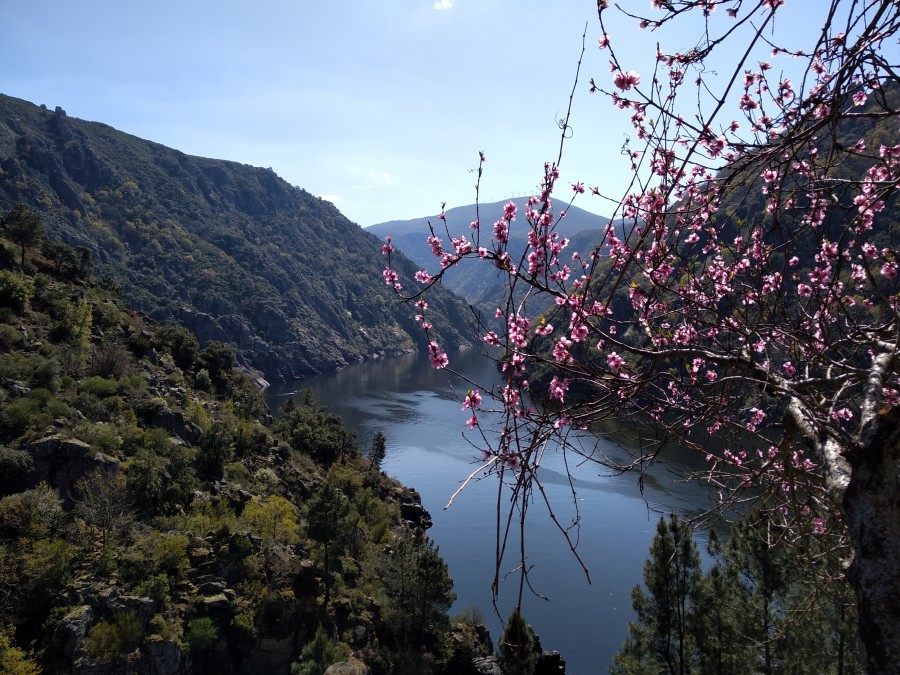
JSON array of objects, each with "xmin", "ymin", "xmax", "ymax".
[{"xmin": 266, "ymin": 349, "xmax": 714, "ymax": 674}]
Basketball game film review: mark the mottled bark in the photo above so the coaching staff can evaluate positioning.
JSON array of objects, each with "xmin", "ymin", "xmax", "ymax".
[{"xmin": 843, "ymin": 407, "xmax": 900, "ymax": 674}]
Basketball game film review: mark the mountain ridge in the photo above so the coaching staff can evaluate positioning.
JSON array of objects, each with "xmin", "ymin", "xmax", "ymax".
[
  {"xmin": 369, "ymin": 197, "xmax": 612, "ymax": 312},
  {"xmin": 0, "ymin": 94, "xmax": 471, "ymax": 382}
]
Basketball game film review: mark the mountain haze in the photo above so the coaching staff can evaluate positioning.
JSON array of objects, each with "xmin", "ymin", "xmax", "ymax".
[
  {"xmin": 0, "ymin": 94, "xmax": 471, "ymax": 381},
  {"xmin": 369, "ymin": 198, "xmax": 611, "ymax": 312}
]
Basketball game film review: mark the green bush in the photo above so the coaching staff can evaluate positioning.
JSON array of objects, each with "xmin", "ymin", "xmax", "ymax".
[
  {"xmin": 0, "ymin": 325, "xmax": 24, "ymax": 350},
  {"xmin": 29, "ymin": 357, "xmax": 61, "ymax": 392},
  {"xmin": 197, "ymin": 420, "xmax": 235, "ymax": 474},
  {"xmin": 292, "ymin": 626, "xmax": 351, "ymax": 675},
  {"xmin": 79, "ymin": 376, "xmax": 120, "ymax": 398},
  {"xmin": 2, "ymin": 396, "xmax": 48, "ymax": 435},
  {"xmin": 0, "ymin": 445, "xmax": 34, "ymax": 490},
  {"xmin": 160, "ymin": 326, "xmax": 199, "ymax": 371},
  {"xmin": 185, "ymin": 616, "xmax": 218, "ymax": 652},
  {"xmin": 82, "ymin": 611, "xmax": 142, "ymax": 663},
  {"xmin": 73, "ymin": 421, "xmax": 122, "ymax": 455},
  {"xmin": 146, "ymin": 614, "xmax": 178, "ymax": 640},
  {"xmin": 134, "ymin": 573, "xmax": 171, "ymax": 606},
  {"xmin": 255, "ymin": 588, "xmax": 297, "ymax": 639},
  {"xmin": 0, "ymin": 271, "xmax": 34, "ymax": 313},
  {"xmin": 123, "ymin": 531, "xmax": 190, "ymax": 580},
  {"xmin": 0, "ymin": 625, "xmax": 40, "ymax": 674},
  {"xmin": 194, "ymin": 368, "xmax": 213, "ymax": 392}
]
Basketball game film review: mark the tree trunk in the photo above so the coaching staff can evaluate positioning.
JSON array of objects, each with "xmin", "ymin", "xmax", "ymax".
[{"xmin": 843, "ymin": 407, "xmax": 900, "ymax": 674}]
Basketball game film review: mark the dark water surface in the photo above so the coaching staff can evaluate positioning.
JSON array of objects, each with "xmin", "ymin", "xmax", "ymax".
[{"xmin": 267, "ymin": 350, "xmax": 712, "ymax": 674}]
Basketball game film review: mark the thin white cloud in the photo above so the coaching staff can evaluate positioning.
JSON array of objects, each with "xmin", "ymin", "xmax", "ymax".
[
  {"xmin": 434, "ymin": 0, "xmax": 452, "ymax": 10},
  {"xmin": 318, "ymin": 194, "xmax": 343, "ymax": 204}
]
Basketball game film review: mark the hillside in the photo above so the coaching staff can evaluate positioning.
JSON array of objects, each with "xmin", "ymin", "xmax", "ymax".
[
  {"xmin": 0, "ymin": 237, "xmax": 512, "ymax": 673},
  {"xmin": 0, "ymin": 95, "xmax": 471, "ymax": 382},
  {"xmin": 368, "ymin": 199, "xmax": 611, "ymax": 313}
]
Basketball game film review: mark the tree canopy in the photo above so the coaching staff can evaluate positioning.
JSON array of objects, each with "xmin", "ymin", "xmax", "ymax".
[
  {"xmin": 384, "ymin": 1, "xmax": 900, "ymax": 671},
  {"xmin": 1, "ymin": 204, "xmax": 44, "ymax": 269}
]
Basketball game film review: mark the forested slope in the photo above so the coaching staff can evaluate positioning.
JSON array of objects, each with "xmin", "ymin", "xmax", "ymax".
[{"xmin": 0, "ymin": 94, "xmax": 471, "ymax": 381}]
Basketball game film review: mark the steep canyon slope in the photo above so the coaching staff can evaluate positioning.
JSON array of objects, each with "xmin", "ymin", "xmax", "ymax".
[{"xmin": 0, "ymin": 94, "xmax": 471, "ymax": 381}]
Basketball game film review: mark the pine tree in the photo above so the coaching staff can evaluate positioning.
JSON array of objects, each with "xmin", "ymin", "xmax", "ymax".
[
  {"xmin": 499, "ymin": 609, "xmax": 538, "ymax": 675},
  {"xmin": 720, "ymin": 511, "xmax": 861, "ymax": 674},
  {"xmin": 690, "ymin": 531, "xmax": 751, "ymax": 674},
  {"xmin": 720, "ymin": 512, "xmax": 789, "ymax": 675},
  {"xmin": 367, "ymin": 431, "xmax": 387, "ymax": 471},
  {"xmin": 610, "ymin": 515, "xmax": 702, "ymax": 675},
  {"xmin": 612, "ymin": 510, "xmax": 862, "ymax": 674},
  {"xmin": 306, "ymin": 482, "xmax": 351, "ymax": 606},
  {"xmin": 1, "ymin": 204, "xmax": 44, "ymax": 270},
  {"xmin": 382, "ymin": 530, "xmax": 455, "ymax": 653}
]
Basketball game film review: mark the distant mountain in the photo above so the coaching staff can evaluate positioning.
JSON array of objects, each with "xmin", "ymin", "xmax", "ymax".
[
  {"xmin": 369, "ymin": 199, "xmax": 612, "ymax": 312},
  {"xmin": 0, "ymin": 94, "xmax": 472, "ymax": 381}
]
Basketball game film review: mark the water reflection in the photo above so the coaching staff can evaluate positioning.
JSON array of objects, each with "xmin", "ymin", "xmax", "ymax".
[{"xmin": 267, "ymin": 349, "xmax": 712, "ymax": 674}]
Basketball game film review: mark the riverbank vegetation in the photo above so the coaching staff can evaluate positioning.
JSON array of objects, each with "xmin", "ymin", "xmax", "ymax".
[
  {"xmin": 0, "ymin": 218, "xmax": 495, "ymax": 674},
  {"xmin": 612, "ymin": 514, "xmax": 859, "ymax": 674}
]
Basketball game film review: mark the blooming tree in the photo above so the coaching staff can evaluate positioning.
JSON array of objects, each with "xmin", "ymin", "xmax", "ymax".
[{"xmin": 384, "ymin": 1, "xmax": 899, "ymax": 670}]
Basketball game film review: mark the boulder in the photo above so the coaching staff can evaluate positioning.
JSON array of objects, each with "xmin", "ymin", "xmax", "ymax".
[
  {"xmin": 536, "ymin": 650, "xmax": 567, "ymax": 674},
  {"xmin": 396, "ymin": 488, "xmax": 433, "ymax": 530},
  {"xmin": 472, "ymin": 656, "xmax": 501, "ymax": 675},
  {"xmin": 146, "ymin": 407, "xmax": 203, "ymax": 445},
  {"xmin": 49, "ymin": 604, "xmax": 93, "ymax": 659},
  {"xmin": 241, "ymin": 634, "xmax": 296, "ymax": 674},
  {"xmin": 146, "ymin": 636, "xmax": 182, "ymax": 675},
  {"xmin": 25, "ymin": 435, "xmax": 119, "ymax": 499}
]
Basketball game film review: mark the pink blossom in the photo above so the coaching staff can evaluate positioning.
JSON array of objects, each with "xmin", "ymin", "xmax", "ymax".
[
  {"xmin": 797, "ymin": 283, "xmax": 813, "ymax": 297},
  {"xmin": 466, "ymin": 415, "xmax": 478, "ymax": 429},
  {"xmin": 881, "ymin": 261, "xmax": 898, "ymax": 279},
  {"xmin": 382, "ymin": 268, "xmax": 399, "ymax": 287},
  {"xmin": 463, "ymin": 389, "xmax": 482, "ymax": 410},
  {"xmin": 607, "ymin": 352, "xmax": 626, "ymax": 370},
  {"xmin": 549, "ymin": 375, "xmax": 569, "ymax": 402},
  {"xmin": 783, "ymin": 361, "xmax": 796, "ymax": 377},
  {"xmin": 415, "ymin": 270, "xmax": 432, "ymax": 284},
  {"xmin": 614, "ymin": 70, "xmax": 641, "ymax": 91},
  {"xmin": 554, "ymin": 337, "xmax": 573, "ymax": 363},
  {"xmin": 483, "ymin": 331, "xmax": 501, "ymax": 347},
  {"xmin": 598, "ymin": 34, "xmax": 609, "ymax": 49},
  {"xmin": 428, "ymin": 341, "xmax": 449, "ymax": 369},
  {"xmin": 493, "ymin": 219, "xmax": 509, "ymax": 244},
  {"xmin": 746, "ymin": 407, "xmax": 766, "ymax": 432},
  {"xmin": 570, "ymin": 321, "xmax": 588, "ymax": 342},
  {"xmin": 853, "ymin": 90, "xmax": 868, "ymax": 106},
  {"xmin": 554, "ymin": 414, "xmax": 573, "ymax": 429},
  {"xmin": 739, "ymin": 94, "xmax": 759, "ymax": 110}
]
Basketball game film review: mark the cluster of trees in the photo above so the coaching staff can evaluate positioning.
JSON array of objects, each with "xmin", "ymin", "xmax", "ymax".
[
  {"xmin": 0, "ymin": 206, "xmax": 481, "ymax": 674},
  {"xmin": 612, "ymin": 514, "xmax": 859, "ymax": 674}
]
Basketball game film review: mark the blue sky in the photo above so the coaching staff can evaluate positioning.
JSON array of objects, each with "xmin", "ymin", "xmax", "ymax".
[{"xmin": 3, "ymin": 1, "xmax": 819, "ymax": 227}]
